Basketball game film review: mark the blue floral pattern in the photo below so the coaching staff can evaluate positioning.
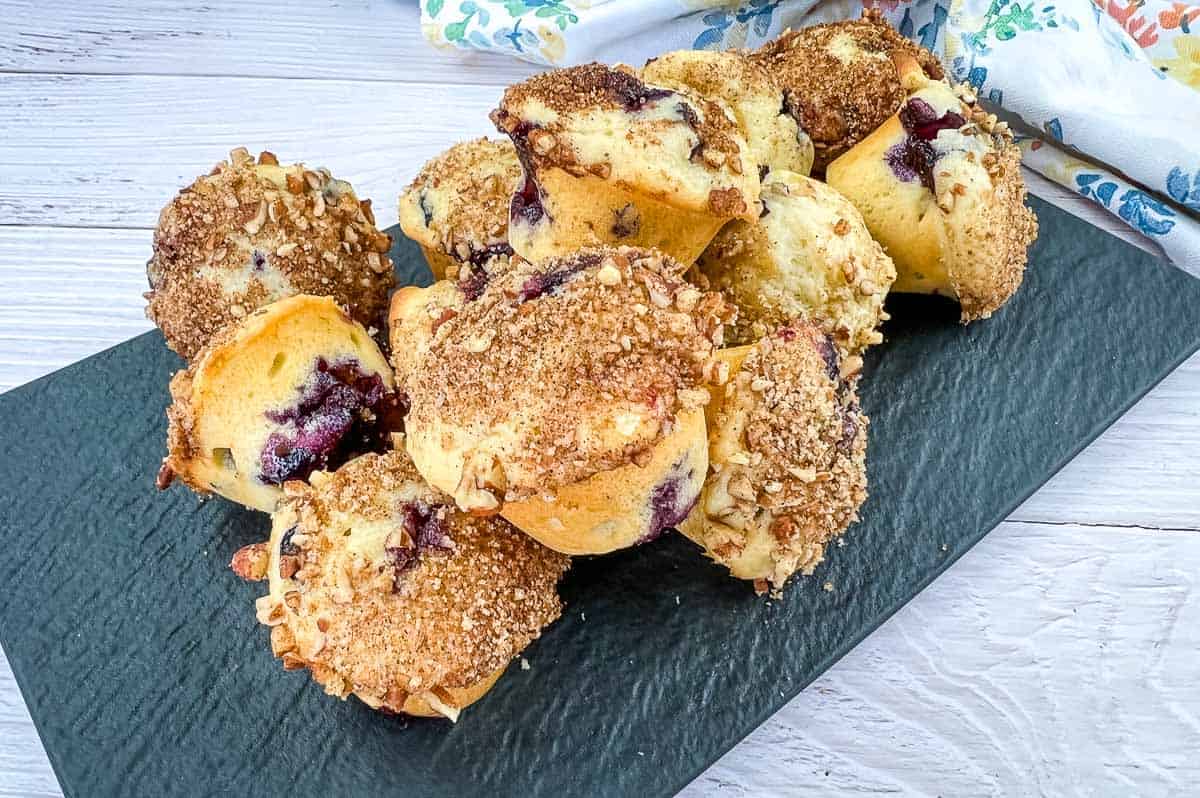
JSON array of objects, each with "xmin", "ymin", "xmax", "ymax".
[
  {"xmin": 419, "ymin": 0, "xmax": 1200, "ymax": 275},
  {"xmin": 694, "ymin": 1, "xmax": 781, "ymax": 50}
]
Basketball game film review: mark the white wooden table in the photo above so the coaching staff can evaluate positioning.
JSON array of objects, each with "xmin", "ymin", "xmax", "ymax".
[{"xmin": 2, "ymin": 2, "xmax": 1198, "ymax": 795}]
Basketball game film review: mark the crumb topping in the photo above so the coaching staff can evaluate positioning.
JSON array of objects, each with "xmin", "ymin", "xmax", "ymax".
[
  {"xmin": 950, "ymin": 138, "xmax": 1038, "ymax": 320},
  {"xmin": 146, "ymin": 147, "xmax": 394, "ymax": 360},
  {"xmin": 257, "ymin": 450, "xmax": 568, "ymax": 710},
  {"xmin": 694, "ymin": 170, "xmax": 894, "ymax": 356},
  {"xmin": 699, "ymin": 323, "xmax": 868, "ymax": 590},
  {"xmin": 402, "ymin": 246, "xmax": 734, "ymax": 501},
  {"xmin": 491, "ymin": 62, "xmax": 748, "ymax": 180},
  {"xmin": 399, "ymin": 138, "xmax": 520, "ymax": 268},
  {"xmin": 753, "ymin": 9, "xmax": 944, "ymax": 172}
]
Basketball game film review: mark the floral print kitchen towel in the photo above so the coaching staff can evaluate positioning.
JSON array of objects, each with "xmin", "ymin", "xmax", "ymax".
[{"xmin": 421, "ymin": 0, "xmax": 1200, "ymax": 277}]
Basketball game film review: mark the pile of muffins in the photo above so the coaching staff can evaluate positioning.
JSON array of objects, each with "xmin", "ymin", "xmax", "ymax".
[{"xmin": 149, "ymin": 12, "xmax": 1038, "ymax": 721}]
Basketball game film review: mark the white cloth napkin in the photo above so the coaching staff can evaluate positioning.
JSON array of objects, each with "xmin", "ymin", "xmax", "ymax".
[{"xmin": 421, "ymin": 0, "xmax": 1200, "ymax": 276}]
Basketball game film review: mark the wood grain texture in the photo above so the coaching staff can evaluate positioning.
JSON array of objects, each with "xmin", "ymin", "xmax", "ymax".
[
  {"xmin": 0, "ymin": 0, "xmax": 538, "ymax": 85},
  {"xmin": 0, "ymin": 64, "xmax": 1158, "ymax": 256},
  {"xmin": 0, "ymin": 73, "xmax": 506, "ymax": 229},
  {"xmin": 681, "ymin": 521, "xmax": 1200, "ymax": 796},
  {"xmin": 0, "ymin": 658, "xmax": 58, "ymax": 798},
  {"xmin": 2, "ymin": 1, "xmax": 1198, "ymax": 796}
]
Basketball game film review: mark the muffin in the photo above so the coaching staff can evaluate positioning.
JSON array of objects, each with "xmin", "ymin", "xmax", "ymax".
[
  {"xmin": 391, "ymin": 247, "xmax": 734, "ymax": 554},
  {"xmin": 639, "ymin": 49, "xmax": 813, "ymax": 177},
  {"xmin": 158, "ymin": 295, "xmax": 403, "ymax": 512},
  {"xmin": 680, "ymin": 323, "xmax": 868, "ymax": 594},
  {"xmin": 752, "ymin": 9, "xmax": 944, "ymax": 173},
  {"xmin": 146, "ymin": 147, "xmax": 395, "ymax": 360},
  {"xmin": 825, "ymin": 70, "xmax": 1038, "ymax": 320},
  {"xmin": 238, "ymin": 450, "xmax": 569, "ymax": 719},
  {"xmin": 490, "ymin": 63, "xmax": 760, "ymax": 266},
  {"xmin": 693, "ymin": 169, "xmax": 895, "ymax": 356},
  {"xmin": 398, "ymin": 138, "xmax": 521, "ymax": 280}
]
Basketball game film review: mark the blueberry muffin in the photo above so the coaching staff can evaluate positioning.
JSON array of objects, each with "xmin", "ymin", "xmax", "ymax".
[
  {"xmin": 639, "ymin": 49, "xmax": 813, "ymax": 177},
  {"xmin": 158, "ymin": 295, "xmax": 403, "ymax": 512},
  {"xmin": 398, "ymin": 138, "xmax": 521, "ymax": 281},
  {"xmin": 693, "ymin": 169, "xmax": 895, "ymax": 356},
  {"xmin": 391, "ymin": 247, "xmax": 734, "ymax": 554},
  {"xmin": 752, "ymin": 9, "xmax": 944, "ymax": 173},
  {"xmin": 146, "ymin": 148, "xmax": 394, "ymax": 360},
  {"xmin": 825, "ymin": 70, "xmax": 1038, "ymax": 320},
  {"xmin": 680, "ymin": 323, "xmax": 868, "ymax": 594},
  {"xmin": 490, "ymin": 63, "xmax": 759, "ymax": 266},
  {"xmin": 238, "ymin": 450, "xmax": 568, "ymax": 719}
]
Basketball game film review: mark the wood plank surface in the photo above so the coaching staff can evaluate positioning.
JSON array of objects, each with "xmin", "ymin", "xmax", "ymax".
[{"xmin": 2, "ymin": 1, "xmax": 1198, "ymax": 796}]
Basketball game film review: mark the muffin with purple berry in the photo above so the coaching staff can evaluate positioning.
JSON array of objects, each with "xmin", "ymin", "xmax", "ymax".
[
  {"xmin": 146, "ymin": 148, "xmax": 394, "ymax": 361},
  {"xmin": 639, "ymin": 49, "xmax": 813, "ymax": 177},
  {"xmin": 680, "ymin": 322, "xmax": 868, "ymax": 594},
  {"xmin": 158, "ymin": 294, "xmax": 404, "ymax": 512},
  {"xmin": 693, "ymin": 169, "xmax": 895, "ymax": 356},
  {"xmin": 237, "ymin": 449, "xmax": 568, "ymax": 720},
  {"xmin": 398, "ymin": 138, "xmax": 521, "ymax": 281},
  {"xmin": 825, "ymin": 68, "xmax": 1038, "ymax": 320},
  {"xmin": 752, "ymin": 9, "xmax": 945, "ymax": 173},
  {"xmin": 391, "ymin": 246, "xmax": 735, "ymax": 555},
  {"xmin": 490, "ymin": 63, "xmax": 760, "ymax": 266}
]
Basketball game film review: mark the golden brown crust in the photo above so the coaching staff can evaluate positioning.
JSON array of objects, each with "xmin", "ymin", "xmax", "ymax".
[
  {"xmin": 953, "ymin": 138, "xmax": 1038, "ymax": 320},
  {"xmin": 686, "ymin": 323, "xmax": 868, "ymax": 591},
  {"xmin": 146, "ymin": 147, "xmax": 395, "ymax": 360},
  {"xmin": 162, "ymin": 367, "xmax": 202, "ymax": 493},
  {"xmin": 493, "ymin": 63, "xmax": 745, "ymax": 174},
  {"xmin": 753, "ymin": 9, "xmax": 943, "ymax": 172},
  {"xmin": 693, "ymin": 170, "xmax": 895, "ymax": 356},
  {"xmin": 256, "ymin": 451, "xmax": 568, "ymax": 712},
  {"xmin": 159, "ymin": 295, "xmax": 398, "ymax": 512},
  {"xmin": 398, "ymin": 138, "xmax": 520, "ymax": 278},
  {"xmin": 401, "ymin": 247, "xmax": 734, "ymax": 502}
]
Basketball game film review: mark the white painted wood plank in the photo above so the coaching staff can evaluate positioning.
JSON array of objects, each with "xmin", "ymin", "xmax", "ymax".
[
  {"xmin": 682, "ymin": 520, "xmax": 1200, "ymax": 797},
  {"xmin": 0, "ymin": 74, "xmax": 507, "ymax": 229},
  {"xmin": 0, "ymin": 0, "xmax": 539, "ymax": 85},
  {"xmin": 0, "ymin": 650, "xmax": 58, "ymax": 798}
]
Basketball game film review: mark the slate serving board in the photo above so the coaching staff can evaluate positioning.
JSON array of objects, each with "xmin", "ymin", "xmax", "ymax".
[{"xmin": 2, "ymin": 197, "xmax": 1199, "ymax": 798}]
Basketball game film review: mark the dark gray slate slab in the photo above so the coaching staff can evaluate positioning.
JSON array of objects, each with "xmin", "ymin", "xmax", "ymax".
[{"xmin": 1, "ymin": 198, "xmax": 1198, "ymax": 797}]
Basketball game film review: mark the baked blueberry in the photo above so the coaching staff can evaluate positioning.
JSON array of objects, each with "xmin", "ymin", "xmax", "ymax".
[
  {"xmin": 240, "ymin": 450, "xmax": 568, "ymax": 719},
  {"xmin": 159, "ymin": 295, "xmax": 400, "ymax": 512},
  {"xmin": 825, "ymin": 69, "xmax": 1038, "ymax": 320},
  {"xmin": 490, "ymin": 63, "xmax": 759, "ymax": 266}
]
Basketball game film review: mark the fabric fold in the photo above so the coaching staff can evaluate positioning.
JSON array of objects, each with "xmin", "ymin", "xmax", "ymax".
[{"xmin": 421, "ymin": 0, "xmax": 1200, "ymax": 275}]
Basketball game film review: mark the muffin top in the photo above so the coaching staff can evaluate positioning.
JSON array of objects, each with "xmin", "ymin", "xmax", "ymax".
[
  {"xmin": 491, "ymin": 63, "xmax": 759, "ymax": 218},
  {"xmin": 753, "ymin": 10, "xmax": 944, "ymax": 172},
  {"xmin": 640, "ymin": 49, "xmax": 814, "ymax": 178},
  {"xmin": 689, "ymin": 322, "xmax": 868, "ymax": 592},
  {"xmin": 146, "ymin": 147, "xmax": 395, "ymax": 360},
  {"xmin": 254, "ymin": 450, "xmax": 569, "ymax": 716},
  {"xmin": 398, "ymin": 138, "xmax": 520, "ymax": 276},
  {"xmin": 695, "ymin": 170, "xmax": 895, "ymax": 356},
  {"xmin": 400, "ymin": 246, "xmax": 734, "ymax": 511}
]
